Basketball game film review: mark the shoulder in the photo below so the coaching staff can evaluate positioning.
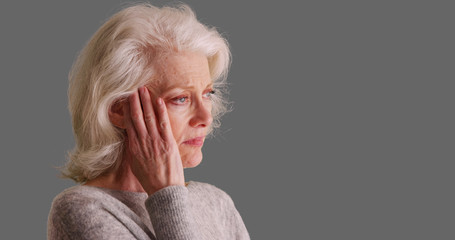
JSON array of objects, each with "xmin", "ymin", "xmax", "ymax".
[
  {"xmin": 48, "ymin": 185, "xmax": 123, "ymax": 226},
  {"xmin": 50, "ymin": 185, "xmax": 111, "ymax": 212},
  {"xmin": 48, "ymin": 186, "xmax": 107, "ymax": 238},
  {"xmin": 187, "ymin": 181, "xmax": 235, "ymax": 207},
  {"xmin": 48, "ymin": 185, "xmax": 140, "ymax": 239},
  {"xmin": 188, "ymin": 181, "xmax": 230, "ymax": 197},
  {"xmin": 52, "ymin": 185, "xmax": 108, "ymax": 200}
]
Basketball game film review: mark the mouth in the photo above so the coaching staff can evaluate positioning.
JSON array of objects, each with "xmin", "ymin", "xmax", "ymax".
[{"xmin": 182, "ymin": 136, "xmax": 205, "ymax": 147}]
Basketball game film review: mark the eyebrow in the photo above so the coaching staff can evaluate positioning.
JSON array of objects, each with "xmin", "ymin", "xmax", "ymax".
[{"xmin": 161, "ymin": 82, "xmax": 213, "ymax": 93}]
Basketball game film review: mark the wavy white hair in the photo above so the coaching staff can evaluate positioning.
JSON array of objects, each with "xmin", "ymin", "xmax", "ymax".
[{"xmin": 63, "ymin": 3, "xmax": 231, "ymax": 183}]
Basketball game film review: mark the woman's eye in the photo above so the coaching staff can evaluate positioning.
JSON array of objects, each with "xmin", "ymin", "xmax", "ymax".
[
  {"xmin": 204, "ymin": 90, "xmax": 216, "ymax": 98},
  {"xmin": 172, "ymin": 96, "xmax": 189, "ymax": 105}
]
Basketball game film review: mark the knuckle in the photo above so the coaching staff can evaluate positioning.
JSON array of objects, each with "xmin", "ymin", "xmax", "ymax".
[
  {"xmin": 160, "ymin": 121, "xmax": 167, "ymax": 129},
  {"xmin": 144, "ymin": 114, "xmax": 154, "ymax": 122},
  {"xmin": 159, "ymin": 106, "xmax": 167, "ymax": 114},
  {"xmin": 130, "ymin": 112, "xmax": 142, "ymax": 121}
]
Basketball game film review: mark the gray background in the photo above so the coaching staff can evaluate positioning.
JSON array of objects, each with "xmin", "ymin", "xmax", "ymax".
[{"xmin": 1, "ymin": 0, "xmax": 453, "ymax": 239}]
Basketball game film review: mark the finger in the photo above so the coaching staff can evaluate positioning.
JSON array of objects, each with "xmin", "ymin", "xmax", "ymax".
[
  {"xmin": 139, "ymin": 86, "xmax": 160, "ymax": 138},
  {"xmin": 156, "ymin": 97, "xmax": 175, "ymax": 142},
  {"xmin": 128, "ymin": 90, "xmax": 149, "ymax": 142},
  {"xmin": 123, "ymin": 99, "xmax": 140, "ymax": 154}
]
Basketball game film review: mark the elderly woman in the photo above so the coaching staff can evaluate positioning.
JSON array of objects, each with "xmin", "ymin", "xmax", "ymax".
[{"xmin": 47, "ymin": 4, "xmax": 249, "ymax": 240}]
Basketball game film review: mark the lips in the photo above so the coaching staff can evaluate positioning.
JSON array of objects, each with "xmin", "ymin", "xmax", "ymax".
[{"xmin": 182, "ymin": 136, "xmax": 205, "ymax": 147}]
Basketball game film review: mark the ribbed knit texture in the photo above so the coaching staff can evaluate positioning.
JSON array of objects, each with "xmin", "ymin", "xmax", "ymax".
[
  {"xmin": 145, "ymin": 186, "xmax": 196, "ymax": 239},
  {"xmin": 47, "ymin": 181, "xmax": 249, "ymax": 240}
]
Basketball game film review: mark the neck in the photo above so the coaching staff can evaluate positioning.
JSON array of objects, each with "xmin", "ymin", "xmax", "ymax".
[{"xmin": 84, "ymin": 150, "xmax": 145, "ymax": 193}]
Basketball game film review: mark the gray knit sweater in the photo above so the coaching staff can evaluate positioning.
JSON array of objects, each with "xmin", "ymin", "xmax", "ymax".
[{"xmin": 47, "ymin": 181, "xmax": 249, "ymax": 240}]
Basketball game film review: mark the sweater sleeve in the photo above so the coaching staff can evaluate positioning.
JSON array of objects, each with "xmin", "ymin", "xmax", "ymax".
[{"xmin": 145, "ymin": 186, "xmax": 198, "ymax": 240}]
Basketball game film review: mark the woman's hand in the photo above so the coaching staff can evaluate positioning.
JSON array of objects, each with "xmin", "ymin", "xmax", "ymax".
[{"xmin": 124, "ymin": 86, "xmax": 185, "ymax": 195}]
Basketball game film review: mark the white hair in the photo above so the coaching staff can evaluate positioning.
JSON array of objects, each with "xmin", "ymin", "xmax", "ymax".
[{"xmin": 63, "ymin": 3, "xmax": 231, "ymax": 183}]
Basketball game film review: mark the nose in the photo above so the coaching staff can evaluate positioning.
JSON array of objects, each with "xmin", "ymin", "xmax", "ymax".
[{"xmin": 189, "ymin": 100, "xmax": 213, "ymax": 128}]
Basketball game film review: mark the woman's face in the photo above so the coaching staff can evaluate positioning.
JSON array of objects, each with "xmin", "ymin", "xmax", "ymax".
[{"xmin": 149, "ymin": 52, "xmax": 213, "ymax": 168}]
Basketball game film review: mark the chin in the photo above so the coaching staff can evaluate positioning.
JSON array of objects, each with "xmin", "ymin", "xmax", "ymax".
[{"xmin": 182, "ymin": 150, "xmax": 203, "ymax": 168}]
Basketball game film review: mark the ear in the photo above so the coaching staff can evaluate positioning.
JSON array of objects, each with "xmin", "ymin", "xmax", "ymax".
[{"xmin": 108, "ymin": 100, "xmax": 126, "ymax": 129}]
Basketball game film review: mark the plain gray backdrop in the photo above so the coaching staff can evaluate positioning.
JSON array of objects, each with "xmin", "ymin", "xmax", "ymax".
[{"xmin": 1, "ymin": 0, "xmax": 454, "ymax": 239}]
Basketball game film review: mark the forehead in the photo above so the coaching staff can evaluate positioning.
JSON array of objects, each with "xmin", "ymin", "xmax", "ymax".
[{"xmin": 153, "ymin": 52, "xmax": 212, "ymax": 92}]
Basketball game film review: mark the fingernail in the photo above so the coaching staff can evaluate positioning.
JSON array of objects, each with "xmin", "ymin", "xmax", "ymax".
[{"xmin": 157, "ymin": 98, "xmax": 163, "ymax": 105}]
